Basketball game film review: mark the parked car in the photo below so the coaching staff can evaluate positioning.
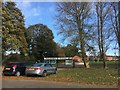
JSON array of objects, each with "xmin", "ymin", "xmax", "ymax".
[
  {"xmin": 3, "ymin": 62, "xmax": 27, "ymax": 76},
  {"xmin": 25, "ymin": 63, "xmax": 57, "ymax": 77}
]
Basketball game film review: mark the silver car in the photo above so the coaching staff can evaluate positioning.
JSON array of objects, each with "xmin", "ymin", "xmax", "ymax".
[{"xmin": 25, "ymin": 63, "xmax": 57, "ymax": 77}]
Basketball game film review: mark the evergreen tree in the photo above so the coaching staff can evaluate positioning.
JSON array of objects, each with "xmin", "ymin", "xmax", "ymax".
[{"xmin": 2, "ymin": 2, "xmax": 28, "ymax": 56}]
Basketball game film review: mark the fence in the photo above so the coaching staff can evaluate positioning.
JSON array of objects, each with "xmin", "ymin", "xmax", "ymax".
[{"xmin": 44, "ymin": 57, "xmax": 84, "ymax": 68}]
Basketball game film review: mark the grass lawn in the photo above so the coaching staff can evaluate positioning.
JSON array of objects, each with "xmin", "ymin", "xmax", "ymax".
[
  {"xmin": 89, "ymin": 61, "xmax": 118, "ymax": 69},
  {"xmin": 42, "ymin": 68, "xmax": 119, "ymax": 86}
]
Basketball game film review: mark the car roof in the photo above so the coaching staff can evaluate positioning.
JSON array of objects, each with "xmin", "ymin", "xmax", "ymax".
[
  {"xmin": 34, "ymin": 63, "xmax": 46, "ymax": 64},
  {"xmin": 8, "ymin": 62, "xmax": 26, "ymax": 64},
  {"xmin": 33, "ymin": 63, "xmax": 51, "ymax": 65}
]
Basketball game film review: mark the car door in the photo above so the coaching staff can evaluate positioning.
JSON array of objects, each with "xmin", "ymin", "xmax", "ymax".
[
  {"xmin": 48, "ymin": 64, "xmax": 55, "ymax": 73},
  {"xmin": 19, "ymin": 63, "xmax": 26, "ymax": 75},
  {"xmin": 44, "ymin": 64, "xmax": 52, "ymax": 74}
]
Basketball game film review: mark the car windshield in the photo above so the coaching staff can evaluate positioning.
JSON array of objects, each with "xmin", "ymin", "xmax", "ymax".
[
  {"xmin": 6, "ymin": 63, "xmax": 16, "ymax": 67},
  {"xmin": 33, "ymin": 63, "xmax": 43, "ymax": 67}
]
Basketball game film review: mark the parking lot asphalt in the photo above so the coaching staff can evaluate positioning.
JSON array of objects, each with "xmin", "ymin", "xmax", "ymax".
[
  {"xmin": 2, "ymin": 79, "xmax": 117, "ymax": 88},
  {"xmin": 2, "ymin": 80, "xmax": 82, "ymax": 88}
]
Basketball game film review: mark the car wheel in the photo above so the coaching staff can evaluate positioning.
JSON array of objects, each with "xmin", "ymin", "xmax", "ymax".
[
  {"xmin": 42, "ymin": 71, "xmax": 47, "ymax": 77},
  {"xmin": 25, "ymin": 74, "xmax": 28, "ymax": 76},
  {"xmin": 3, "ymin": 74, "xmax": 7, "ymax": 76},
  {"xmin": 54, "ymin": 70, "xmax": 57, "ymax": 74},
  {"xmin": 15, "ymin": 71, "xmax": 20, "ymax": 76}
]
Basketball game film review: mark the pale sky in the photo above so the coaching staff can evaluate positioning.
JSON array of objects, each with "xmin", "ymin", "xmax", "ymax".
[{"xmin": 14, "ymin": 2, "xmax": 119, "ymax": 56}]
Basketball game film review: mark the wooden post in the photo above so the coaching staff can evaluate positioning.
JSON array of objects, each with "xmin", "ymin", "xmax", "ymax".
[
  {"xmin": 64, "ymin": 60, "xmax": 65, "ymax": 65},
  {"xmin": 56, "ymin": 59, "xmax": 58, "ymax": 68},
  {"xmin": 73, "ymin": 60, "xmax": 75, "ymax": 68}
]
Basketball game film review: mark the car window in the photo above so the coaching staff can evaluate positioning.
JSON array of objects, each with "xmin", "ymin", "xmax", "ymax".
[
  {"xmin": 6, "ymin": 63, "xmax": 16, "ymax": 67},
  {"xmin": 37, "ymin": 64, "xmax": 42, "ymax": 66},
  {"xmin": 23, "ymin": 63, "xmax": 26, "ymax": 66},
  {"xmin": 49, "ymin": 64, "xmax": 53, "ymax": 67},
  {"xmin": 45, "ymin": 64, "xmax": 52, "ymax": 67},
  {"xmin": 19, "ymin": 63, "xmax": 26, "ymax": 67},
  {"xmin": 33, "ymin": 63, "xmax": 43, "ymax": 67},
  {"xmin": 6, "ymin": 63, "xmax": 26, "ymax": 67}
]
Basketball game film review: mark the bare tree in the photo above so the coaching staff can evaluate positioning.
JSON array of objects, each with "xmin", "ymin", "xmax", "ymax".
[
  {"xmin": 118, "ymin": 2, "xmax": 120, "ymax": 86},
  {"xmin": 95, "ymin": 2, "xmax": 114, "ymax": 68},
  {"xmin": 110, "ymin": 2, "xmax": 119, "ymax": 56},
  {"xmin": 55, "ymin": 2, "xmax": 92, "ymax": 68}
]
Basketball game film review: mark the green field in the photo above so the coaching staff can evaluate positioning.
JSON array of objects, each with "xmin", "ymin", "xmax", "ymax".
[
  {"xmin": 42, "ymin": 68, "xmax": 118, "ymax": 86},
  {"xmin": 89, "ymin": 61, "xmax": 119, "ymax": 69}
]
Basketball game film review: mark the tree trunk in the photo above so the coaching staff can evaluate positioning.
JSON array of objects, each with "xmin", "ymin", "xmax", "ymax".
[
  {"xmin": 100, "ymin": 3, "xmax": 107, "ymax": 68},
  {"xmin": 80, "ymin": 35, "xmax": 87, "ymax": 68},
  {"xmin": 78, "ymin": 21, "xmax": 87, "ymax": 68},
  {"xmin": 97, "ymin": 7, "xmax": 102, "ymax": 61},
  {"xmin": 118, "ymin": 2, "xmax": 120, "ymax": 61}
]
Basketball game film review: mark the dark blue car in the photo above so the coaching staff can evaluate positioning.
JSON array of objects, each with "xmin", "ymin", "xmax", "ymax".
[{"xmin": 3, "ymin": 62, "xmax": 26, "ymax": 76}]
